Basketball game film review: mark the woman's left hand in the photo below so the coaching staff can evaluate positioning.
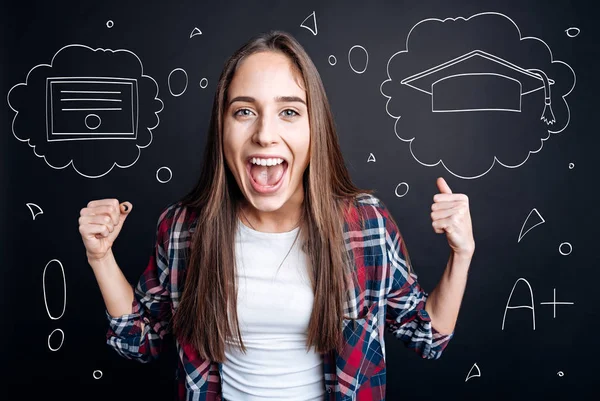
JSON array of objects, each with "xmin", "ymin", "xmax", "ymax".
[{"xmin": 431, "ymin": 177, "xmax": 475, "ymax": 258}]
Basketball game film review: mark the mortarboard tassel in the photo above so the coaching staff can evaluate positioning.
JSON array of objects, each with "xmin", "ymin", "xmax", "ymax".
[{"xmin": 528, "ymin": 68, "xmax": 555, "ymax": 125}]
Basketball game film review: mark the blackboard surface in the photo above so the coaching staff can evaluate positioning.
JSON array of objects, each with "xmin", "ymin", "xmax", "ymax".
[{"xmin": 2, "ymin": 0, "xmax": 598, "ymax": 400}]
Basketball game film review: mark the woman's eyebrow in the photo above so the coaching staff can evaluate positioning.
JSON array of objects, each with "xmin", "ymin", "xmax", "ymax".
[{"xmin": 228, "ymin": 95, "xmax": 306, "ymax": 106}]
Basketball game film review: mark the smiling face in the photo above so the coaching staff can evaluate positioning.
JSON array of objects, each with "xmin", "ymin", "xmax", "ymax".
[{"xmin": 223, "ymin": 51, "xmax": 310, "ymax": 218}]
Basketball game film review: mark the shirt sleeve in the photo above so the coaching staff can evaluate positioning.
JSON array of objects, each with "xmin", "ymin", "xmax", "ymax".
[
  {"xmin": 379, "ymin": 201, "xmax": 453, "ymax": 360},
  {"xmin": 105, "ymin": 205, "xmax": 174, "ymax": 363}
]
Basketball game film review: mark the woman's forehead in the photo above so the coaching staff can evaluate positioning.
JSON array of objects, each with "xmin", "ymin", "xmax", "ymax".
[{"xmin": 229, "ymin": 51, "xmax": 306, "ymax": 100}]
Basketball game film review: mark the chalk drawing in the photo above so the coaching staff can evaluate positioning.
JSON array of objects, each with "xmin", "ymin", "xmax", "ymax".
[
  {"xmin": 300, "ymin": 11, "xmax": 317, "ymax": 35},
  {"xmin": 380, "ymin": 12, "xmax": 576, "ymax": 180},
  {"xmin": 93, "ymin": 370, "xmax": 103, "ymax": 379},
  {"xmin": 157, "ymin": 166, "xmax": 172, "ymax": 183},
  {"xmin": 394, "ymin": 182, "xmax": 409, "ymax": 197},
  {"xmin": 328, "ymin": 55, "xmax": 337, "ymax": 66},
  {"xmin": 502, "ymin": 278, "xmax": 536, "ymax": 330},
  {"xmin": 367, "ymin": 153, "xmax": 376, "ymax": 162},
  {"xmin": 26, "ymin": 203, "xmax": 44, "ymax": 220},
  {"xmin": 565, "ymin": 27, "xmax": 580, "ymax": 38},
  {"xmin": 190, "ymin": 27, "xmax": 202, "ymax": 38},
  {"xmin": 47, "ymin": 328, "xmax": 65, "ymax": 352},
  {"xmin": 518, "ymin": 208, "xmax": 545, "ymax": 242},
  {"xmin": 106, "ymin": 20, "xmax": 114, "ymax": 29},
  {"xmin": 168, "ymin": 68, "xmax": 188, "ymax": 97},
  {"xmin": 7, "ymin": 44, "xmax": 164, "ymax": 179},
  {"xmin": 348, "ymin": 45, "xmax": 368, "ymax": 74},
  {"xmin": 199, "ymin": 78, "xmax": 208, "ymax": 89},
  {"xmin": 540, "ymin": 288, "xmax": 574, "ymax": 318},
  {"xmin": 43, "ymin": 259, "xmax": 66, "ymax": 320},
  {"xmin": 465, "ymin": 363, "xmax": 481, "ymax": 382},
  {"xmin": 559, "ymin": 242, "xmax": 572, "ymax": 256}
]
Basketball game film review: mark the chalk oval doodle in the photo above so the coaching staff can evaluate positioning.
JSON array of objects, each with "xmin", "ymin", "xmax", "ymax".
[
  {"xmin": 348, "ymin": 45, "xmax": 368, "ymax": 74},
  {"xmin": 168, "ymin": 68, "xmax": 188, "ymax": 97},
  {"xmin": 565, "ymin": 27, "xmax": 580, "ymax": 38},
  {"xmin": 43, "ymin": 259, "xmax": 67, "ymax": 320},
  {"xmin": 48, "ymin": 328, "xmax": 65, "ymax": 352}
]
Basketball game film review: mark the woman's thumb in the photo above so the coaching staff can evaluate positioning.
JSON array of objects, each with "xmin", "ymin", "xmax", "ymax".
[{"xmin": 119, "ymin": 202, "xmax": 133, "ymax": 217}]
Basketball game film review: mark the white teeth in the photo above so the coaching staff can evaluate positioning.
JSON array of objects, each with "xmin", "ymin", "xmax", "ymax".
[{"xmin": 250, "ymin": 157, "xmax": 284, "ymax": 166}]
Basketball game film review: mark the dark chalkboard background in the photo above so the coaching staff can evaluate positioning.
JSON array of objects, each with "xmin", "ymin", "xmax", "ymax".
[{"xmin": 2, "ymin": 0, "xmax": 598, "ymax": 400}]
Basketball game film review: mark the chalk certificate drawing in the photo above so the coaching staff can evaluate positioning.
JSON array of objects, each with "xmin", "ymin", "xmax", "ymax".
[
  {"xmin": 7, "ymin": 44, "xmax": 164, "ymax": 179},
  {"xmin": 380, "ymin": 12, "xmax": 576, "ymax": 179}
]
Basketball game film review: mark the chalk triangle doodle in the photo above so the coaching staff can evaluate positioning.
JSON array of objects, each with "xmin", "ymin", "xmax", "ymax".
[
  {"xmin": 465, "ymin": 363, "xmax": 481, "ymax": 382},
  {"xmin": 190, "ymin": 27, "xmax": 202, "ymax": 38},
  {"xmin": 300, "ymin": 11, "xmax": 317, "ymax": 35},
  {"xmin": 518, "ymin": 208, "xmax": 545, "ymax": 242},
  {"xmin": 367, "ymin": 153, "xmax": 376, "ymax": 162}
]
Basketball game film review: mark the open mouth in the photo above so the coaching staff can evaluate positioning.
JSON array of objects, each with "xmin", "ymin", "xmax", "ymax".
[{"xmin": 245, "ymin": 157, "xmax": 289, "ymax": 194}]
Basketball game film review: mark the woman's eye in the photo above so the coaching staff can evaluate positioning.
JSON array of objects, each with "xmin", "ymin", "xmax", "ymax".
[
  {"xmin": 281, "ymin": 109, "xmax": 299, "ymax": 117},
  {"xmin": 234, "ymin": 108, "xmax": 254, "ymax": 117}
]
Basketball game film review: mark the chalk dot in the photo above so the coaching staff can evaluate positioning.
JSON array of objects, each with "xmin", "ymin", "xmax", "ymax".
[
  {"xmin": 93, "ymin": 370, "xmax": 103, "ymax": 379},
  {"xmin": 559, "ymin": 242, "xmax": 572, "ymax": 256},
  {"xmin": 106, "ymin": 20, "xmax": 114, "ymax": 29},
  {"xmin": 569, "ymin": 163, "xmax": 574, "ymax": 169},
  {"xmin": 156, "ymin": 167, "xmax": 173, "ymax": 184},
  {"xmin": 328, "ymin": 55, "xmax": 337, "ymax": 66},
  {"xmin": 199, "ymin": 78, "xmax": 209, "ymax": 89},
  {"xmin": 557, "ymin": 371, "xmax": 564, "ymax": 377},
  {"xmin": 394, "ymin": 182, "xmax": 409, "ymax": 198}
]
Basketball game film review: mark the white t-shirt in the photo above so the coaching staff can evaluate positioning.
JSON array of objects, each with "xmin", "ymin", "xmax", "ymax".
[{"xmin": 221, "ymin": 219, "xmax": 325, "ymax": 401}]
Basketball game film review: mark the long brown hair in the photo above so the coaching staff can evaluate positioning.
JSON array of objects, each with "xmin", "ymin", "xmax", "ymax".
[{"xmin": 172, "ymin": 30, "xmax": 372, "ymax": 362}]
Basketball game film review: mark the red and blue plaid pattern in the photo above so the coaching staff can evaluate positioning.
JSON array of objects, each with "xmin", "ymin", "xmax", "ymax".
[{"xmin": 106, "ymin": 193, "xmax": 453, "ymax": 400}]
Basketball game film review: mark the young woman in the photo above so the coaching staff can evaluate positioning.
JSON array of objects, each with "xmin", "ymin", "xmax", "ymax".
[{"xmin": 78, "ymin": 30, "xmax": 475, "ymax": 401}]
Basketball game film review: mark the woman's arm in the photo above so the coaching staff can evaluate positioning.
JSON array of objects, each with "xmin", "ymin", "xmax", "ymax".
[
  {"xmin": 426, "ymin": 176, "xmax": 475, "ymax": 334},
  {"xmin": 425, "ymin": 251, "xmax": 472, "ymax": 334}
]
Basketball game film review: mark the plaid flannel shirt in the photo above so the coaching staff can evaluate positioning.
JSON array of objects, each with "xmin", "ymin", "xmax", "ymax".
[{"xmin": 106, "ymin": 193, "xmax": 453, "ymax": 401}]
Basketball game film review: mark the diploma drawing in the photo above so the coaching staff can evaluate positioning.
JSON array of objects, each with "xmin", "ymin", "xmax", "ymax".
[{"xmin": 7, "ymin": 44, "xmax": 163, "ymax": 179}]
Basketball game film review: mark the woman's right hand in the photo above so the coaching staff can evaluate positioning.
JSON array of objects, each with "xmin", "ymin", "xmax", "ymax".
[{"xmin": 79, "ymin": 199, "xmax": 133, "ymax": 262}]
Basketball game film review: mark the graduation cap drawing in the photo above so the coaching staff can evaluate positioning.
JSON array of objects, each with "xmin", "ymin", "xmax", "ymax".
[{"xmin": 401, "ymin": 50, "xmax": 556, "ymax": 125}]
